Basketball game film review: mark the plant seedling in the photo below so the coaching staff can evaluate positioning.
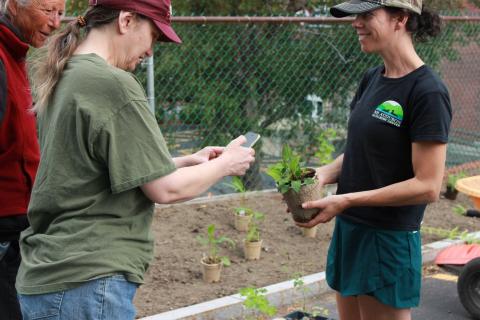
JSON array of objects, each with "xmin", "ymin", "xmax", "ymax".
[
  {"xmin": 226, "ymin": 176, "xmax": 247, "ymax": 194},
  {"xmin": 453, "ymin": 204, "xmax": 467, "ymax": 216},
  {"xmin": 447, "ymin": 171, "xmax": 467, "ymax": 189},
  {"xmin": 267, "ymin": 145, "xmax": 316, "ymax": 194},
  {"xmin": 293, "ymin": 273, "xmax": 309, "ymax": 312},
  {"xmin": 314, "ymin": 128, "xmax": 337, "ymax": 166},
  {"xmin": 246, "ymin": 211, "xmax": 264, "ymax": 243},
  {"xmin": 197, "ymin": 224, "xmax": 235, "ymax": 266},
  {"xmin": 453, "ymin": 204, "xmax": 480, "ymax": 218},
  {"xmin": 421, "ymin": 226, "xmax": 477, "ymax": 242},
  {"xmin": 239, "ymin": 287, "xmax": 277, "ymax": 320},
  {"xmin": 225, "ymin": 176, "xmax": 253, "ymax": 216}
]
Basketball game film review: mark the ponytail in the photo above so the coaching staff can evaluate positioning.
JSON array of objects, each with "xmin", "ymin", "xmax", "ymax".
[
  {"xmin": 32, "ymin": 6, "xmax": 121, "ymax": 113},
  {"xmin": 385, "ymin": 6, "xmax": 442, "ymax": 42},
  {"xmin": 32, "ymin": 21, "xmax": 82, "ymax": 112},
  {"xmin": 408, "ymin": 7, "xmax": 442, "ymax": 42}
]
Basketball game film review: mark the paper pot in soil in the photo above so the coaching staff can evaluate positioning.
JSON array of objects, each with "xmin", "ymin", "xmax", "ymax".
[
  {"xmin": 444, "ymin": 185, "xmax": 458, "ymax": 200},
  {"xmin": 243, "ymin": 239, "xmax": 262, "ymax": 260},
  {"xmin": 234, "ymin": 208, "xmax": 252, "ymax": 232},
  {"xmin": 302, "ymin": 225, "xmax": 318, "ymax": 238},
  {"xmin": 200, "ymin": 257, "xmax": 223, "ymax": 283}
]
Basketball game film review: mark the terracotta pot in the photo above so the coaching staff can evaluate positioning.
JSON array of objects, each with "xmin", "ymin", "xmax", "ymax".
[
  {"xmin": 283, "ymin": 169, "xmax": 323, "ymax": 223},
  {"xmin": 302, "ymin": 225, "xmax": 318, "ymax": 238},
  {"xmin": 200, "ymin": 257, "xmax": 222, "ymax": 283},
  {"xmin": 234, "ymin": 210, "xmax": 251, "ymax": 232},
  {"xmin": 444, "ymin": 186, "xmax": 458, "ymax": 200},
  {"xmin": 243, "ymin": 239, "xmax": 262, "ymax": 260}
]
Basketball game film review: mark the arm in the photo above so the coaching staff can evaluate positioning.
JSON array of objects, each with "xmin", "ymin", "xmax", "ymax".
[
  {"xmin": 299, "ymin": 141, "xmax": 446, "ymax": 227},
  {"xmin": 141, "ymin": 136, "xmax": 254, "ymax": 203},
  {"xmin": 172, "ymin": 146, "xmax": 224, "ymax": 168},
  {"xmin": 315, "ymin": 154, "xmax": 344, "ymax": 186}
]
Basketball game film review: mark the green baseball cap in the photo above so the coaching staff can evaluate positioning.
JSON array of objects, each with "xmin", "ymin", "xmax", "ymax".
[{"xmin": 330, "ymin": 0, "xmax": 422, "ymax": 17}]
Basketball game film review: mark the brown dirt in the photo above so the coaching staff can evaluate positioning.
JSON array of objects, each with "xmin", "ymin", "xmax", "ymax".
[{"xmin": 133, "ymin": 189, "xmax": 480, "ymax": 318}]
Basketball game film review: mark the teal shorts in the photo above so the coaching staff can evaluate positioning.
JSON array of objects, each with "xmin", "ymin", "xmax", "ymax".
[{"xmin": 326, "ymin": 216, "xmax": 422, "ymax": 309}]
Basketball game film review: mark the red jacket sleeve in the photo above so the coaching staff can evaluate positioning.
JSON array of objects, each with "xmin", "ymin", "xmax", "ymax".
[{"xmin": 0, "ymin": 59, "xmax": 6, "ymax": 125}]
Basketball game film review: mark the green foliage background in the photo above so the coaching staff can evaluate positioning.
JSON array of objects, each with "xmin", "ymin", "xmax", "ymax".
[{"xmin": 63, "ymin": 1, "xmax": 479, "ymax": 189}]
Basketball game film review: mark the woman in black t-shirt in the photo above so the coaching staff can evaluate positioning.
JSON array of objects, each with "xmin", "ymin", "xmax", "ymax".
[{"xmin": 296, "ymin": 1, "xmax": 452, "ymax": 319}]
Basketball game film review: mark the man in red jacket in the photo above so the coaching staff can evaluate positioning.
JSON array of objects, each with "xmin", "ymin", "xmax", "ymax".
[{"xmin": 0, "ymin": 0, "xmax": 64, "ymax": 318}]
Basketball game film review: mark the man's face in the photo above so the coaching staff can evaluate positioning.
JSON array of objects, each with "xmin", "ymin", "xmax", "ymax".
[{"xmin": 11, "ymin": 0, "xmax": 65, "ymax": 48}]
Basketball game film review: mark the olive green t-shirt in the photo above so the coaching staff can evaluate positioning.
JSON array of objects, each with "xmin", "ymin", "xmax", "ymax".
[{"xmin": 16, "ymin": 54, "xmax": 176, "ymax": 294}]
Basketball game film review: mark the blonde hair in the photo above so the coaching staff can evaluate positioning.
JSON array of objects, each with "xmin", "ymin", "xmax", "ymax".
[{"xmin": 32, "ymin": 6, "xmax": 121, "ymax": 113}]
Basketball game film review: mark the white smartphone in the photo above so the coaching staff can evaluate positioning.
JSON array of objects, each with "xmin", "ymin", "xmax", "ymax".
[{"xmin": 242, "ymin": 131, "xmax": 261, "ymax": 148}]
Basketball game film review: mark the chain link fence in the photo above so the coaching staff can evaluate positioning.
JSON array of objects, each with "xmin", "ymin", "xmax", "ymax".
[
  {"xmin": 130, "ymin": 16, "xmax": 480, "ymax": 193},
  {"xmin": 60, "ymin": 13, "xmax": 480, "ymax": 194}
]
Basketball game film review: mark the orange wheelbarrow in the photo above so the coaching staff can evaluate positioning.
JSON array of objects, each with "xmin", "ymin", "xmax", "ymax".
[{"xmin": 434, "ymin": 175, "xmax": 480, "ymax": 318}]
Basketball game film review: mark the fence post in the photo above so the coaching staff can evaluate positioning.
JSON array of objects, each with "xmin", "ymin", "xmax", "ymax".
[{"xmin": 146, "ymin": 56, "xmax": 155, "ymax": 113}]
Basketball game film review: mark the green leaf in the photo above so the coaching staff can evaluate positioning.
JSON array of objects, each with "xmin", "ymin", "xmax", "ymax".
[
  {"xmin": 266, "ymin": 166, "xmax": 283, "ymax": 182},
  {"xmin": 207, "ymin": 224, "xmax": 215, "ymax": 237},
  {"xmin": 221, "ymin": 256, "xmax": 231, "ymax": 266},
  {"xmin": 453, "ymin": 204, "xmax": 467, "ymax": 216},
  {"xmin": 279, "ymin": 184, "xmax": 290, "ymax": 194},
  {"xmin": 303, "ymin": 177, "xmax": 315, "ymax": 186},
  {"xmin": 291, "ymin": 180, "xmax": 301, "ymax": 193},
  {"xmin": 282, "ymin": 144, "xmax": 293, "ymax": 163},
  {"xmin": 231, "ymin": 176, "xmax": 246, "ymax": 193}
]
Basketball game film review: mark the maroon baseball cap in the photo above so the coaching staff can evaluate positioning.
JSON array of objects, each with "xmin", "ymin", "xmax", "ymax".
[{"xmin": 88, "ymin": 0, "xmax": 182, "ymax": 43}]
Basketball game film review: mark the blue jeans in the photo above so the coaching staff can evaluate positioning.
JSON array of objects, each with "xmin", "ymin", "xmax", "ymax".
[{"xmin": 18, "ymin": 275, "xmax": 138, "ymax": 320}]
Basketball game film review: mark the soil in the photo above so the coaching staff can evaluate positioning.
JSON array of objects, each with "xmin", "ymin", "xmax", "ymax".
[{"xmin": 133, "ymin": 189, "xmax": 480, "ymax": 318}]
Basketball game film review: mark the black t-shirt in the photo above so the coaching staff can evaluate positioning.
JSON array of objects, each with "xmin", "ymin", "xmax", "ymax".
[{"xmin": 337, "ymin": 65, "xmax": 452, "ymax": 231}]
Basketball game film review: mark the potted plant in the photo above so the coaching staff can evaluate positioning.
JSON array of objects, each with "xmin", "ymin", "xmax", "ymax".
[
  {"xmin": 244, "ymin": 211, "xmax": 264, "ymax": 260},
  {"xmin": 453, "ymin": 204, "xmax": 480, "ymax": 218},
  {"xmin": 196, "ymin": 224, "xmax": 235, "ymax": 283},
  {"xmin": 273, "ymin": 274, "xmax": 332, "ymax": 320},
  {"xmin": 239, "ymin": 287, "xmax": 277, "ymax": 320},
  {"xmin": 267, "ymin": 145, "xmax": 323, "ymax": 223},
  {"xmin": 225, "ymin": 176, "xmax": 253, "ymax": 231},
  {"xmin": 279, "ymin": 311, "xmax": 332, "ymax": 320},
  {"xmin": 445, "ymin": 172, "xmax": 466, "ymax": 200},
  {"xmin": 296, "ymin": 129, "xmax": 337, "ymax": 237}
]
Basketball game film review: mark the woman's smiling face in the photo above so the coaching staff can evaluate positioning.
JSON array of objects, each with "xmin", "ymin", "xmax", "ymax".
[{"xmin": 351, "ymin": 8, "xmax": 399, "ymax": 54}]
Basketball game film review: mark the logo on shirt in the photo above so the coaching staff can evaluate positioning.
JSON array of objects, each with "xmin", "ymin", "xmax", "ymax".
[{"xmin": 372, "ymin": 100, "xmax": 404, "ymax": 127}]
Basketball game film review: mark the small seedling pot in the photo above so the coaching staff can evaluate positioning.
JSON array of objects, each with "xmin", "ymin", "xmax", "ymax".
[
  {"xmin": 302, "ymin": 225, "xmax": 318, "ymax": 238},
  {"xmin": 200, "ymin": 257, "xmax": 222, "ymax": 283},
  {"xmin": 466, "ymin": 209, "xmax": 480, "ymax": 218},
  {"xmin": 243, "ymin": 239, "xmax": 262, "ymax": 260},
  {"xmin": 234, "ymin": 210, "xmax": 251, "ymax": 232},
  {"xmin": 278, "ymin": 311, "xmax": 331, "ymax": 320},
  {"xmin": 444, "ymin": 186, "xmax": 458, "ymax": 200},
  {"xmin": 283, "ymin": 168, "xmax": 323, "ymax": 223}
]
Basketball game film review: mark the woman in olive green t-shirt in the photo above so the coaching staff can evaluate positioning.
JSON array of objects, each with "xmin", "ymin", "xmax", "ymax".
[{"xmin": 16, "ymin": 2, "xmax": 255, "ymax": 319}]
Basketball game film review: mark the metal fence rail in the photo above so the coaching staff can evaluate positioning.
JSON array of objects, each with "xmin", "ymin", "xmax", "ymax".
[{"xmin": 62, "ymin": 15, "xmax": 480, "ymax": 192}]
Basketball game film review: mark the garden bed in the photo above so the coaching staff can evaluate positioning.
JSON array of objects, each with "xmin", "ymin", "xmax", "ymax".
[{"xmin": 134, "ymin": 189, "xmax": 479, "ymax": 318}]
